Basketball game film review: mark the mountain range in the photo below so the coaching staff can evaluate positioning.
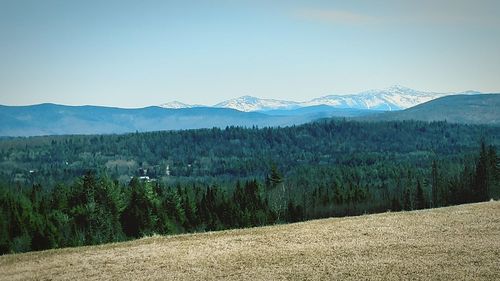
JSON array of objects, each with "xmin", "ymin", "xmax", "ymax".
[
  {"xmin": 0, "ymin": 87, "xmax": 498, "ymax": 137},
  {"xmin": 160, "ymin": 85, "xmax": 480, "ymax": 112}
]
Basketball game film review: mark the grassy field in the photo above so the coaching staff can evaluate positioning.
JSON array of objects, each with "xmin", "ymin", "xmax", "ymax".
[{"xmin": 1, "ymin": 201, "xmax": 499, "ymax": 281}]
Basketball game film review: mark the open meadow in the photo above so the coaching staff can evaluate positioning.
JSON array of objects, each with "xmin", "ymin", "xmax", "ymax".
[{"xmin": 1, "ymin": 201, "xmax": 499, "ymax": 280}]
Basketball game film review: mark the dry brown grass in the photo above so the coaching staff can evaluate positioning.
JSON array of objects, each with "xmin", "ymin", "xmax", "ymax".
[{"xmin": 1, "ymin": 201, "xmax": 500, "ymax": 280}]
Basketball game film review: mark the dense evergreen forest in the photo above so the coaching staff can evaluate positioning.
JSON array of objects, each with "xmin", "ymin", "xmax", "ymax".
[{"xmin": 0, "ymin": 120, "xmax": 498, "ymax": 254}]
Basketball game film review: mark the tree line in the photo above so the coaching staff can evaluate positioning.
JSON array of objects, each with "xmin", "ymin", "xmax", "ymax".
[
  {"xmin": 1, "ymin": 120, "xmax": 498, "ymax": 187},
  {"xmin": 0, "ymin": 142, "xmax": 497, "ymax": 254}
]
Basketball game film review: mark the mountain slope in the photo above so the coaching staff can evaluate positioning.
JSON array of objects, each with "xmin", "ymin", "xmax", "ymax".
[
  {"xmin": 260, "ymin": 105, "xmax": 381, "ymax": 118},
  {"xmin": 0, "ymin": 104, "xmax": 325, "ymax": 136},
  {"xmin": 214, "ymin": 95, "xmax": 300, "ymax": 112},
  {"xmin": 364, "ymin": 94, "xmax": 500, "ymax": 125},
  {"xmin": 1, "ymin": 201, "xmax": 499, "ymax": 280},
  {"xmin": 159, "ymin": 101, "xmax": 201, "ymax": 109},
  {"xmin": 303, "ymin": 85, "xmax": 446, "ymax": 111}
]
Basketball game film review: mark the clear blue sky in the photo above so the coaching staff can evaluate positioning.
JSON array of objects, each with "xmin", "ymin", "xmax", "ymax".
[{"xmin": 1, "ymin": 0, "xmax": 499, "ymax": 107}]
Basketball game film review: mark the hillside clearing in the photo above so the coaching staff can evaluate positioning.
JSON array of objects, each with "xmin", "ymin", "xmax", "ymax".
[{"xmin": 1, "ymin": 201, "xmax": 499, "ymax": 280}]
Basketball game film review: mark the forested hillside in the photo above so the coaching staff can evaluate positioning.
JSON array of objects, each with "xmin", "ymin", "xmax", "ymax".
[
  {"xmin": 1, "ymin": 120, "xmax": 498, "ymax": 185},
  {"xmin": 0, "ymin": 120, "xmax": 498, "ymax": 254},
  {"xmin": 0, "ymin": 103, "xmax": 374, "ymax": 137},
  {"xmin": 366, "ymin": 94, "xmax": 500, "ymax": 124}
]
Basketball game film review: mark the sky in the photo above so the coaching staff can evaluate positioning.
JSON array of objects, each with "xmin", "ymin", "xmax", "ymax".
[{"xmin": 0, "ymin": 0, "xmax": 499, "ymax": 108}]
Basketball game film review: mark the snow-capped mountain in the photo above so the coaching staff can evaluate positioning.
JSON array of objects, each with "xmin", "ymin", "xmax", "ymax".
[
  {"xmin": 214, "ymin": 95, "xmax": 300, "ymax": 112},
  {"xmin": 160, "ymin": 86, "xmax": 481, "ymax": 112},
  {"xmin": 457, "ymin": 90, "xmax": 483, "ymax": 95},
  {"xmin": 159, "ymin": 101, "xmax": 199, "ymax": 109},
  {"xmin": 303, "ymin": 85, "xmax": 447, "ymax": 111}
]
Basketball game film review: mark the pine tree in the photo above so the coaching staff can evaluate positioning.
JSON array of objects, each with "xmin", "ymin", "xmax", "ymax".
[
  {"xmin": 391, "ymin": 196, "xmax": 402, "ymax": 211},
  {"xmin": 473, "ymin": 141, "xmax": 489, "ymax": 202},
  {"xmin": 415, "ymin": 179, "xmax": 426, "ymax": 210},
  {"xmin": 269, "ymin": 165, "xmax": 283, "ymax": 187},
  {"xmin": 487, "ymin": 145, "xmax": 499, "ymax": 199},
  {"xmin": 403, "ymin": 187, "xmax": 412, "ymax": 210},
  {"xmin": 431, "ymin": 160, "xmax": 439, "ymax": 207}
]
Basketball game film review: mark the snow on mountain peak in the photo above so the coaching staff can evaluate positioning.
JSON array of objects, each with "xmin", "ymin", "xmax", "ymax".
[
  {"xmin": 387, "ymin": 84, "xmax": 415, "ymax": 92},
  {"xmin": 458, "ymin": 90, "xmax": 483, "ymax": 95},
  {"xmin": 313, "ymin": 85, "xmax": 447, "ymax": 110},
  {"xmin": 160, "ymin": 86, "xmax": 481, "ymax": 112},
  {"xmin": 214, "ymin": 96, "xmax": 299, "ymax": 112},
  {"xmin": 160, "ymin": 101, "xmax": 198, "ymax": 109}
]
